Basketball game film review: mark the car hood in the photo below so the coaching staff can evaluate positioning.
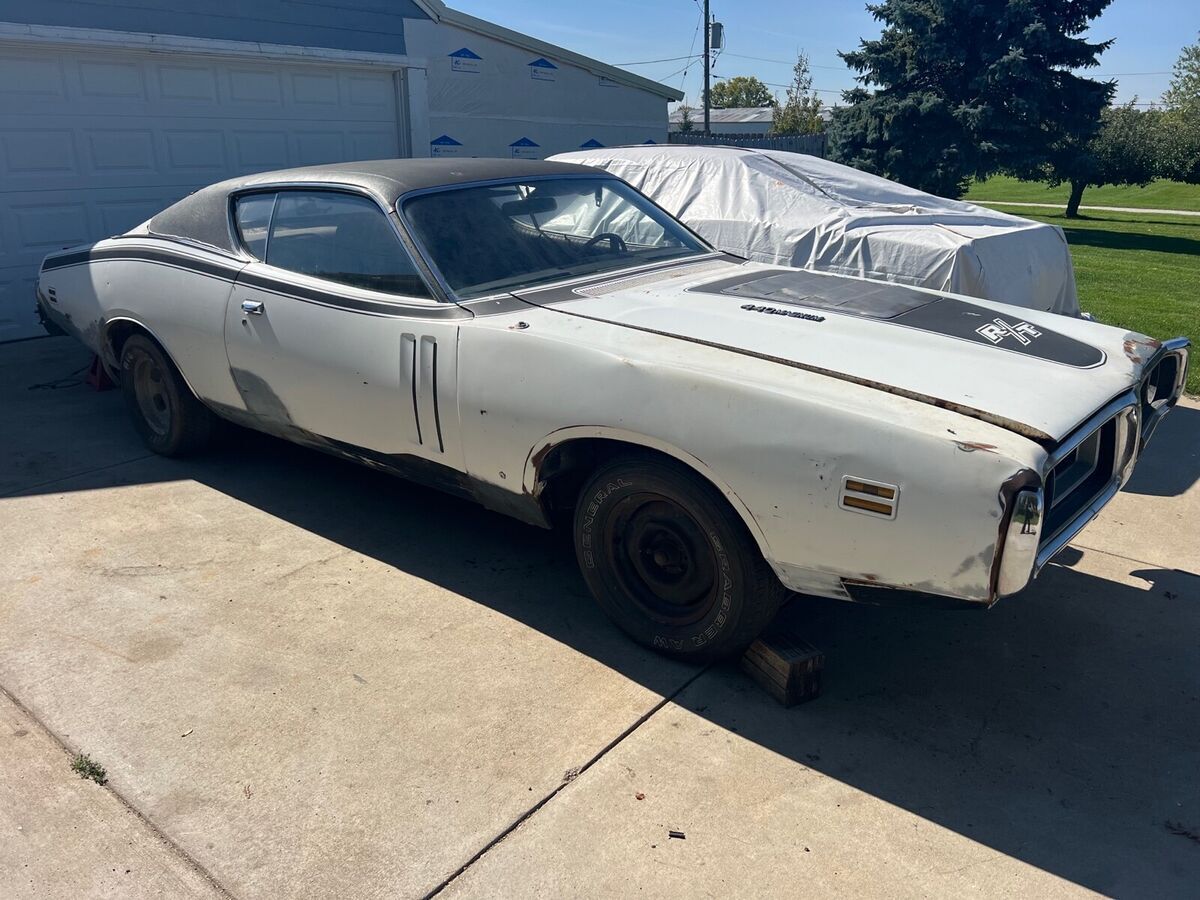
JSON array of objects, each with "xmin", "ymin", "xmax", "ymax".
[{"xmin": 514, "ymin": 259, "xmax": 1155, "ymax": 444}]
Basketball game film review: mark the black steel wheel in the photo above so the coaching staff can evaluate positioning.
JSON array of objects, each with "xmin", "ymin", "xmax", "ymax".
[
  {"xmin": 574, "ymin": 454, "xmax": 787, "ymax": 662},
  {"xmin": 119, "ymin": 334, "xmax": 214, "ymax": 456}
]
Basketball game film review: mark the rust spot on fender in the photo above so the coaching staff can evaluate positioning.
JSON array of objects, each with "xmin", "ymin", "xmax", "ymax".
[
  {"xmin": 1124, "ymin": 336, "xmax": 1162, "ymax": 364},
  {"xmin": 531, "ymin": 442, "xmax": 553, "ymax": 471}
]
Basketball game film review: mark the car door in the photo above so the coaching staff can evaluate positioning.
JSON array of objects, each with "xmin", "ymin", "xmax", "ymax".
[{"xmin": 224, "ymin": 188, "xmax": 468, "ymax": 467}]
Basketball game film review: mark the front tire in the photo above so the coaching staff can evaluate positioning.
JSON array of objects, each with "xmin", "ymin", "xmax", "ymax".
[
  {"xmin": 574, "ymin": 455, "xmax": 787, "ymax": 662},
  {"xmin": 119, "ymin": 334, "xmax": 214, "ymax": 456}
]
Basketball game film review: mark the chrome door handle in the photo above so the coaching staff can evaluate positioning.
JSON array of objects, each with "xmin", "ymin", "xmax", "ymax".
[{"xmin": 241, "ymin": 299, "xmax": 264, "ymax": 315}]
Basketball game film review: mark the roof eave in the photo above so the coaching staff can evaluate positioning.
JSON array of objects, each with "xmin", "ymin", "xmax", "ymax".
[{"xmin": 414, "ymin": 0, "xmax": 684, "ymax": 101}]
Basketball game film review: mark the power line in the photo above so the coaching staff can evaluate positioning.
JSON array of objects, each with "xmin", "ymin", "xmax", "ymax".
[
  {"xmin": 721, "ymin": 51, "xmax": 847, "ymax": 70},
  {"xmin": 617, "ymin": 54, "xmax": 702, "ymax": 66},
  {"xmin": 737, "ymin": 78, "xmax": 847, "ymax": 95}
]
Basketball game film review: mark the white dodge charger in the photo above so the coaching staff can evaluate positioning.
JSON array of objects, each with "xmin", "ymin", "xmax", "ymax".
[{"xmin": 35, "ymin": 159, "xmax": 1189, "ymax": 660}]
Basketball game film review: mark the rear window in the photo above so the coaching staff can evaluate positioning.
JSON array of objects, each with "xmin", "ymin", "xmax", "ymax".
[{"xmin": 233, "ymin": 190, "xmax": 432, "ymax": 298}]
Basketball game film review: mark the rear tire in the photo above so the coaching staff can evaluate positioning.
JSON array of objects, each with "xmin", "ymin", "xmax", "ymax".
[
  {"xmin": 119, "ymin": 334, "xmax": 214, "ymax": 456},
  {"xmin": 574, "ymin": 455, "xmax": 787, "ymax": 662}
]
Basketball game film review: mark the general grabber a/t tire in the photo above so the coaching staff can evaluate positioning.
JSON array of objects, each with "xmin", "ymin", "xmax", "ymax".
[
  {"xmin": 119, "ymin": 334, "xmax": 215, "ymax": 457},
  {"xmin": 574, "ymin": 455, "xmax": 788, "ymax": 662}
]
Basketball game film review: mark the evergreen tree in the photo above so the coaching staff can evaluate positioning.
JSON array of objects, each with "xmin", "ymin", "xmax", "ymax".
[
  {"xmin": 830, "ymin": 0, "xmax": 1114, "ymax": 198},
  {"xmin": 678, "ymin": 104, "xmax": 696, "ymax": 134}
]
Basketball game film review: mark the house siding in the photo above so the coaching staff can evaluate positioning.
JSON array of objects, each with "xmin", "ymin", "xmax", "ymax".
[{"xmin": 0, "ymin": 0, "xmax": 429, "ymax": 55}]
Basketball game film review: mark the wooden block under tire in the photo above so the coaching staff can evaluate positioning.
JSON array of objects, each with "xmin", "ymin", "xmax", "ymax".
[{"xmin": 741, "ymin": 629, "xmax": 825, "ymax": 706}]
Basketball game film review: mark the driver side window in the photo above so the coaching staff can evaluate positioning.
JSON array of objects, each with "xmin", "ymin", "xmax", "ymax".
[{"xmin": 234, "ymin": 190, "xmax": 432, "ymax": 298}]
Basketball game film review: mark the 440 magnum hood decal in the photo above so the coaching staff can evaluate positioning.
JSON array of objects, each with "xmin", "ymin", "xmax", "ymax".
[{"xmin": 691, "ymin": 270, "xmax": 1105, "ymax": 369}]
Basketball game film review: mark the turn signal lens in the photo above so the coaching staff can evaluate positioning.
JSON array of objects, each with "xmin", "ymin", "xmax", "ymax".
[
  {"xmin": 844, "ymin": 480, "xmax": 895, "ymax": 500},
  {"xmin": 842, "ymin": 496, "xmax": 894, "ymax": 515}
]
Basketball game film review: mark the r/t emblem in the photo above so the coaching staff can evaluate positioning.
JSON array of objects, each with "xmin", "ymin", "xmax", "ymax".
[{"xmin": 976, "ymin": 317, "xmax": 1042, "ymax": 346}]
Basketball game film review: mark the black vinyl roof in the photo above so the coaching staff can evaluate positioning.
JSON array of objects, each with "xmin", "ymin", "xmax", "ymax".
[{"xmin": 147, "ymin": 158, "xmax": 605, "ymax": 255}]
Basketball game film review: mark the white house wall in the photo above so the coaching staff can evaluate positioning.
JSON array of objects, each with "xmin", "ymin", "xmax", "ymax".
[{"xmin": 407, "ymin": 19, "xmax": 667, "ymax": 159}]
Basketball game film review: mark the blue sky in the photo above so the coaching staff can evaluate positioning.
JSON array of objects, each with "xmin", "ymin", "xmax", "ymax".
[{"xmin": 451, "ymin": 0, "xmax": 1199, "ymax": 107}]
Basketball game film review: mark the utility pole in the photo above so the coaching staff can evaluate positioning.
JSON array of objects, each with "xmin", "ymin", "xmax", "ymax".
[{"xmin": 703, "ymin": 0, "xmax": 711, "ymax": 136}]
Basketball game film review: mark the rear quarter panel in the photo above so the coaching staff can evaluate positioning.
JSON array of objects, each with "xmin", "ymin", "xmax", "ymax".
[{"xmin": 40, "ymin": 238, "xmax": 245, "ymax": 408}]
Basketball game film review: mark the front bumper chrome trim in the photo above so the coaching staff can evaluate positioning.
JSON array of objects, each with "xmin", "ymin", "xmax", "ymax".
[
  {"xmin": 1140, "ymin": 337, "xmax": 1190, "ymax": 447},
  {"xmin": 995, "ymin": 394, "xmax": 1141, "ymax": 597},
  {"xmin": 997, "ymin": 488, "xmax": 1044, "ymax": 597}
]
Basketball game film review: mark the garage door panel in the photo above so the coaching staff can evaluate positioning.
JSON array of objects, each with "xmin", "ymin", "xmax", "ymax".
[
  {"xmin": 351, "ymin": 128, "xmax": 400, "ymax": 160},
  {"xmin": 294, "ymin": 132, "xmax": 348, "ymax": 167},
  {"xmin": 157, "ymin": 65, "xmax": 221, "ymax": 102},
  {"xmin": 78, "ymin": 59, "xmax": 147, "ymax": 100},
  {"xmin": 232, "ymin": 130, "xmax": 291, "ymax": 171},
  {"xmin": 346, "ymin": 73, "xmax": 394, "ymax": 108},
  {"xmin": 86, "ymin": 129, "xmax": 158, "ymax": 173},
  {"xmin": 10, "ymin": 201, "xmax": 92, "ymax": 254},
  {"xmin": 291, "ymin": 72, "xmax": 341, "ymax": 106},
  {"xmin": 95, "ymin": 199, "xmax": 170, "ymax": 236},
  {"xmin": 1, "ymin": 129, "xmax": 78, "ymax": 176},
  {"xmin": 227, "ymin": 68, "xmax": 285, "ymax": 105},
  {"xmin": 0, "ymin": 55, "xmax": 69, "ymax": 104},
  {"xmin": 1, "ymin": 44, "xmax": 403, "ymax": 340},
  {"xmin": 163, "ymin": 130, "xmax": 229, "ymax": 172}
]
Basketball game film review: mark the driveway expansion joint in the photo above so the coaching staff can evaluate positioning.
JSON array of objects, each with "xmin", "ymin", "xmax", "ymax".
[
  {"xmin": 0, "ymin": 681, "xmax": 237, "ymax": 900},
  {"xmin": 421, "ymin": 663, "xmax": 713, "ymax": 899}
]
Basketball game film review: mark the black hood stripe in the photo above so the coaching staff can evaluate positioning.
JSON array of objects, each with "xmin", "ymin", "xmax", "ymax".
[{"xmin": 689, "ymin": 270, "xmax": 1104, "ymax": 369}]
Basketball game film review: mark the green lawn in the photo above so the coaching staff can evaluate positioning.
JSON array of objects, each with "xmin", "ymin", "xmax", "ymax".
[
  {"xmin": 1014, "ymin": 209, "xmax": 1199, "ymax": 394},
  {"xmin": 965, "ymin": 176, "xmax": 1200, "ymax": 212}
]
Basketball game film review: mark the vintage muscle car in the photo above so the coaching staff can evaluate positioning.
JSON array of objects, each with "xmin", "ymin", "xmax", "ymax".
[{"xmin": 36, "ymin": 159, "xmax": 1190, "ymax": 661}]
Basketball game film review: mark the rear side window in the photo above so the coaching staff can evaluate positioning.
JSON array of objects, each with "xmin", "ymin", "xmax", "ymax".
[
  {"xmin": 233, "ymin": 193, "xmax": 275, "ymax": 260},
  {"xmin": 233, "ymin": 190, "xmax": 432, "ymax": 298}
]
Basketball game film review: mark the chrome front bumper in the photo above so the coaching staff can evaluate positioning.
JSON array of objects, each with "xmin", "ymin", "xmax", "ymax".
[{"xmin": 995, "ymin": 336, "xmax": 1191, "ymax": 598}]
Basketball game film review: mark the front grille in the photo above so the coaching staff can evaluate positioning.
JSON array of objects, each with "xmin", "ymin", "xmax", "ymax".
[{"xmin": 1041, "ymin": 415, "xmax": 1120, "ymax": 548}]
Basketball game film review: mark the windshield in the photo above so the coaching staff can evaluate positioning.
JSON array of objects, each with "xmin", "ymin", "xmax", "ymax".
[{"xmin": 401, "ymin": 176, "xmax": 710, "ymax": 299}]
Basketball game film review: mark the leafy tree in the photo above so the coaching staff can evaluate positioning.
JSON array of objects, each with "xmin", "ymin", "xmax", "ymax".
[
  {"xmin": 706, "ymin": 75, "xmax": 774, "ymax": 109},
  {"xmin": 1048, "ymin": 104, "xmax": 1161, "ymax": 216},
  {"xmin": 678, "ymin": 103, "xmax": 696, "ymax": 134},
  {"xmin": 1163, "ymin": 31, "xmax": 1200, "ymax": 113},
  {"xmin": 771, "ymin": 52, "xmax": 825, "ymax": 135},
  {"xmin": 829, "ymin": 0, "xmax": 1115, "ymax": 198},
  {"xmin": 1159, "ymin": 32, "xmax": 1200, "ymax": 183}
]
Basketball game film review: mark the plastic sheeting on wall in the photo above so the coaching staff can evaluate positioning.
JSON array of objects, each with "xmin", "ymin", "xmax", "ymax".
[
  {"xmin": 551, "ymin": 145, "xmax": 1080, "ymax": 316},
  {"xmin": 407, "ymin": 19, "xmax": 668, "ymax": 160}
]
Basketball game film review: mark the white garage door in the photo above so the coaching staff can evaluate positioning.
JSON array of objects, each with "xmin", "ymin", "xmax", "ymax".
[{"xmin": 0, "ymin": 44, "xmax": 405, "ymax": 340}]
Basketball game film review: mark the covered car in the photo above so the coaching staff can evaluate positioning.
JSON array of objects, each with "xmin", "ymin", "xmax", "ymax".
[{"xmin": 550, "ymin": 145, "xmax": 1080, "ymax": 316}]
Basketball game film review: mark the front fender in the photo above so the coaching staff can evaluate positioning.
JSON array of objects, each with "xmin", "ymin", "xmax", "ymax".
[{"xmin": 523, "ymin": 424, "xmax": 775, "ymax": 560}]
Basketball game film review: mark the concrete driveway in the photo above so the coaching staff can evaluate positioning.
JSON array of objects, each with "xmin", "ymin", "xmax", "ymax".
[{"xmin": 2, "ymin": 337, "xmax": 1198, "ymax": 899}]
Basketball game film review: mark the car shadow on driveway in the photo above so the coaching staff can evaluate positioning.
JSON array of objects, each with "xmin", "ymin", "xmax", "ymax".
[
  {"xmin": 1122, "ymin": 403, "xmax": 1200, "ymax": 496},
  {"xmin": 108, "ymin": 428, "xmax": 1196, "ymax": 897}
]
